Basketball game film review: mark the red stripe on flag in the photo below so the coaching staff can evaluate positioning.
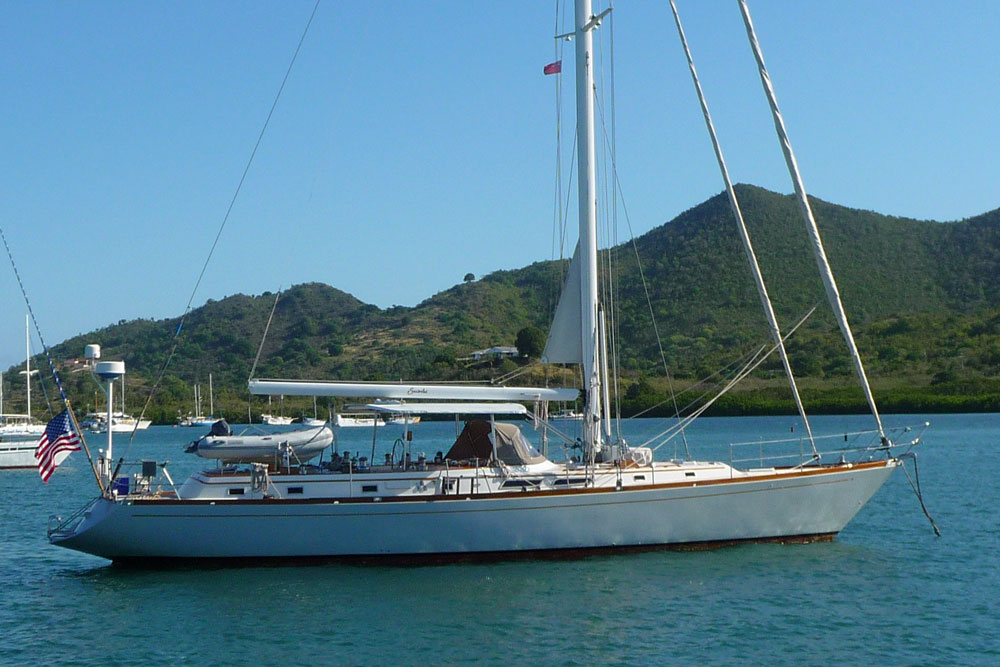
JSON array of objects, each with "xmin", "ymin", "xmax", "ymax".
[{"xmin": 34, "ymin": 410, "xmax": 80, "ymax": 482}]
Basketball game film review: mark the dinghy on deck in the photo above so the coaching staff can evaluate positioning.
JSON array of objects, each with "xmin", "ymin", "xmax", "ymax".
[{"xmin": 186, "ymin": 420, "xmax": 334, "ymax": 465}]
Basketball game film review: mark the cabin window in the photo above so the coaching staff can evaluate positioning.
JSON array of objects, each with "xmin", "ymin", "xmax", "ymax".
[
  {"xmin": 502, "ymin": 479, "xmax": 541, "ymax": 489},
  {"xmin": 553, "ymin": 477, "xmax": 588, "ymax": 486},
  {"xmin": 362, "ymin": 484, "xmax": 378, "ymax": 493},
  {"xmin": 228, "ymin": 488, "xmax": 245, "ymax": 496},
  {"xmin": 685, "ymin": 472, "xmax": 696, "ymax": 477},
  {"xmin": 633, "ymin": 475, "xmax": 646, "ymax": 481},
  {"xmin": 287, "ymin": 487, "xmax": 304, "ymax": 495}
]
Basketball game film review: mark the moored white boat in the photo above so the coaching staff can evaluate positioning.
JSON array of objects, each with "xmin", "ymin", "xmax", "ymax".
[
  {"xmin": 1, "ymin": 438, "xmax": 71, "ymax": 470},
  {"xmin": 87, "ymin": 412, "xmax": 152, "ymax": 433},
  {"xmin": 1, "ymin": 317, "xmax": 47, "ymax": 444},
  {"xmin": 0, "ymin": 413, "xmax": 46, "ymax": 438},
  {"xmin": 261, "ymin": 413, "xmax": 294, "ymax": 426},
  {"xmin": 333, "ymin": 412, "xmax": 382, "ymax": 428}
]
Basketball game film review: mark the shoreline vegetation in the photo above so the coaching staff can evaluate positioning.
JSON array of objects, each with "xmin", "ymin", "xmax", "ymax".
[
  {"xmin": 2, "ymin": 185, "xmax": 997, "ymax": 423},
  {"xmin": 41, "ymin": 376, "xmax": 1000, "ymax": 427}
]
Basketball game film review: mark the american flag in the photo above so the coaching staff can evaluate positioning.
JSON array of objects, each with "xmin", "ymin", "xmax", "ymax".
[
  {"xmin": 35, "ymin": 410, "xmax": 80, "ymax": 482},
  {"xmin": 543, "ymin": 60, "xmax": 562, "ymax": 75}
]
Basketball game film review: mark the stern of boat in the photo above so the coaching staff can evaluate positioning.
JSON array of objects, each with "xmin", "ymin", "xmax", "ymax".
[{"xmin": 48, "ymin": 497, "xmax": 121, "ymax": 559}]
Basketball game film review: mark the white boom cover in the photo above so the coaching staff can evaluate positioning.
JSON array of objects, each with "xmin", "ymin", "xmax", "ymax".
[
  {"xmin": 249, "ymin": 380, "xmax": 578, "ymax": 402},
  {"xmin": 366, "ymin": 402, "xmax": 527, "ymax": 415}
]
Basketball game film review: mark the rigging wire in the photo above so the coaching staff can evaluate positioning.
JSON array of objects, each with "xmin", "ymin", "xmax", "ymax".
[
  {"xmin": 642, "ymin": 305, "xmax": 817, "ymax": 452},
  {"xmin": 25, "ymin": 335, "xmax": 55, "ymax": 417},
  {"xmin": 248, "ymin": 288, "xmax": 283, "ymax": 383},
  {"xmin": 129, "ymin": 0, "xmax": 322, "ymax": 446},
  {"xmin": 247, "ymin": 287, "xmax": 283, "ymax": 423},
  {"xmin": 627, "ymin": 344, "xmax": 758, "ymax": 420},
  {"xmin": 606, "ymin": 4, "xmax": 624, "ymax": 444},
  {"xmin": 549, "ymin": 0, "xmax": 578, "ymax": 404},
  {"xmin": 551, "ymin": 0, "xmax": 566, "ymax": 269},
  {"xmin": 669, "ymin": 0, "xmax": 817, "ymax": 456},
  {"xmin": 592, "ymin": 90, "xmax": 691, "ymax": 458},
  {"xmin": 0, "ymin": 226, "xmax": 103, "ymax": 488},
  {"xmin": 594, "ymin": 19, "xmax": 612, "ymax": 441},
  {"xmin": 737, "ymin": 0, "xmax": 886, "ymax": 443}
]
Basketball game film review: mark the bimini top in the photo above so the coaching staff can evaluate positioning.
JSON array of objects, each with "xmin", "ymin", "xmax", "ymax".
[{"xmin": 445, "ymin": 420, "xmax": 546, "ymax": 466}]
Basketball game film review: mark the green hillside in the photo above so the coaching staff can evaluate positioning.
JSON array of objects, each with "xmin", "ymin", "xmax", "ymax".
[{"xmin": 5, "ymin": 185, "xmax": 999, "ymax": 422}]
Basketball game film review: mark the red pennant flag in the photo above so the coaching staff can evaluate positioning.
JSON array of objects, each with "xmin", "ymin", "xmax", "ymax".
[{"xmin": 543, "ymin": 60, "xmax": 562, "ymax": 75}]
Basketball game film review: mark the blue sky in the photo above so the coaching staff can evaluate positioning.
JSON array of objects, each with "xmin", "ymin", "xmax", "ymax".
[{"xmin": 2, "ymin": 1, "xmax": 999, "ymax": 370}]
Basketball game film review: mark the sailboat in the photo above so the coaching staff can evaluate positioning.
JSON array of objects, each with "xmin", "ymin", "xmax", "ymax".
[
  {"xmin": 260, "ymin": 395, "xmax": 293, "ymax": 425},
  {"xmin": 48, "ymin": 1, "xmax": 924, "ymax": 562},
  {"xmin": 0, "ymin": 317, "xmax": 52, "ymax": 469},
  {"xmin": 188, "ymin": 376, "xmax": 217, "ymax": 427},
  {"xmin": 86, "ymin": 377, "xmax": 152, "ymax": 433},
  {"xmin": 300, "ymin": 396, "xmax": 327, "ymax": 427}
]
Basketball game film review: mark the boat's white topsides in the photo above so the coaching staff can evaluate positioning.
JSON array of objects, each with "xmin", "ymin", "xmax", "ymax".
[{"xmin": 48, "ymin": 450, "xmax": 900, "ymax": 560}]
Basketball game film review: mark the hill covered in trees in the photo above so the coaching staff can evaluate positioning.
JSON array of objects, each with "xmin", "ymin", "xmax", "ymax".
[{"xmin": 6, "ymin": 185, "xmax": 999, "ymax": 421}]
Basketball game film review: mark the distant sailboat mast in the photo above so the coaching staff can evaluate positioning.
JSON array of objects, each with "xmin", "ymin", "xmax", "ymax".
[{"xmin": 25, "ymin": 314, "xmax": 31, "ymax": 421}]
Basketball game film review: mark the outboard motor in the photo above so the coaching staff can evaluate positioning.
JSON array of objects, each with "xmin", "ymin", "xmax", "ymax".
[{"xmin": 211, "ymin": 419, "xmax": 232, "ymax": 437}]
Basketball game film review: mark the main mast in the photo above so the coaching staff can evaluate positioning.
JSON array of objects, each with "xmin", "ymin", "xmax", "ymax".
[{"xmin": 574, "ymin": 0, "xmax": 602, "ymax": 454}]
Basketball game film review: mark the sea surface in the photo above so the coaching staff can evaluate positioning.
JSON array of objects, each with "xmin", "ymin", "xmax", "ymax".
[{"xmin": 1, "ymin": 413, "xmax": 996, "ymax": 665}]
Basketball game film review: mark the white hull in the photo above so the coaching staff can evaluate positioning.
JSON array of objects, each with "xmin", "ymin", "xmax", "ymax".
[
  {"xmin": 0, "ymin": 424, "xmax": 46, "ymax": 437},
  {"xmin": 261, "ymin": 414, "xmax": 293, "ymax": 426},
  {"xmin": 90, "ymin": 416, "xmax": 152, "ymax": 433},
  {"xmin": 1, "ymin": 441, "xmax": 70, "ymax": 469},
  {"xmin": 333, "ymin": 414, "xmax": 380, "ymax": 427},
  {"xmin": 385, "ymin": 415, "xmax": 420, "ymax": 425},
  {"xmin": 106, "ymin": 419, "xmax": 152, "ymax": 433},
  {"xmin": 50, "ymin": 460, "xmax": 897, "ymax": 560}
]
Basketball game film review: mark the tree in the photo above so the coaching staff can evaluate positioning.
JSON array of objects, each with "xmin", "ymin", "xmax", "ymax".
[
  {"xmin": 463, "ymin": 273, "xmax": 475, "ymax": 282},
  {"xmin": 515, "ymin": 326, "xmax": 545, "ymax": 358}
]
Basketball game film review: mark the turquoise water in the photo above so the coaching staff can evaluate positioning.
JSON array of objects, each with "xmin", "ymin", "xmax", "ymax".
[{"xmin": 1, "ymin": 414, "xmax": 997, "ymax": 665}]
